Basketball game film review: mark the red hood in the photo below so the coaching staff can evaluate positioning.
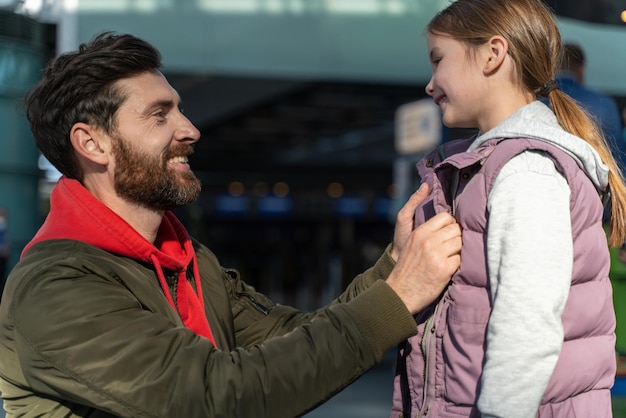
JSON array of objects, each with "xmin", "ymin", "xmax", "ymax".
[{"xmin": 24, "ymin": 177, "xmax": 216, "ymax": 345}]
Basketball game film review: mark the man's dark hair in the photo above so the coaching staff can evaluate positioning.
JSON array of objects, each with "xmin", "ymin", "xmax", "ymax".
[{"xmin": 25, "ymin": 32, "xmax": 162, "ymax": 180}]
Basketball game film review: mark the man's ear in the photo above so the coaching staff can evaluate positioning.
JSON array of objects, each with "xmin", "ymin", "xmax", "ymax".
[
  {"xmin": 483, "ymin": 35, "xmax": 508, "ymax": 75},
  {"xmin": 69, "ymin": 122, "xmax": 111, "ymax": 165}
]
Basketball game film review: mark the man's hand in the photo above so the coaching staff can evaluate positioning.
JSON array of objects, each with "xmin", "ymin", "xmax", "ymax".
[
  {"xmin": 390, "ymin": 183, "xmax": 431, "ymax": 261},
  {"xmin": 387, "ymin": 197, "xmax": 462, "ymax": 315}
]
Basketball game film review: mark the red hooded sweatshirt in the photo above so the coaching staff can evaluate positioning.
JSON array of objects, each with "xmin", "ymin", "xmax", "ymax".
[{"xmin": 22, "ymin": 177, "xmax": 216, "ymax": 345}]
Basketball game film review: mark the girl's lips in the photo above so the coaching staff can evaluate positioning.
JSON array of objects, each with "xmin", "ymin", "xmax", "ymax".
[{"xmin": 434, "ymin": 94, "xmax": 446, "ymax": 106}]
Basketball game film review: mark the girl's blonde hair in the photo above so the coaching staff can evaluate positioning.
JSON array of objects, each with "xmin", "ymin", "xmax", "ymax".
[{"xmin": 427, "ymin": 0, "xmax": 626, "ymax": 246}]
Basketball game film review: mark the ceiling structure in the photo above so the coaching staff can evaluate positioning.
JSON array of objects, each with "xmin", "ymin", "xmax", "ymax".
[{"xmin": 22, "ymin": 0, "xmax": 626, "ymax": 203}]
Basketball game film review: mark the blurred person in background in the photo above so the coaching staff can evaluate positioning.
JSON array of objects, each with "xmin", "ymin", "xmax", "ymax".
[
  {"xmin": 557, "ymin": 42, "xmax": 625, "ymax": 173},
  {"xmin": 557, "ymin": 44, "xmax": 626, "ymax": 259},
  {"xmin": 0, "ymin": 32, "xmax": 462, "ymax": 417}
]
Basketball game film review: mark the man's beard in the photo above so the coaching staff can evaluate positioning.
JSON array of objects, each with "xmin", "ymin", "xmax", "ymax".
[{"xmin": 112, "ymin": 136, "xmax": 201, "ymax": 211}]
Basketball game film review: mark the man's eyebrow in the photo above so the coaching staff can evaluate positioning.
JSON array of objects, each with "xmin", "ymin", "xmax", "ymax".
[{"xmin": 145, "ymin": 99, "xmax": 180, "ymax": 113}]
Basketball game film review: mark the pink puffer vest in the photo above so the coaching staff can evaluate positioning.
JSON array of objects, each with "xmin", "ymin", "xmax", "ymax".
[{"xmin": 391, "ymin": 137, "xmax": 615, "ymax": 417}]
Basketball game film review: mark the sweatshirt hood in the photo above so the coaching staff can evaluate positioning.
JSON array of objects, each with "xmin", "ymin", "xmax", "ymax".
[
  {"xmin": 467, "ymin": 100, "xmax": 609, "ymax": 191},
  {"xmin": 23, "ymin": 177, "xmax": 216, "ymax": 345},
  {"xmin": 24, "ymin": 177, "xmax": 190, "ymax": 268}
]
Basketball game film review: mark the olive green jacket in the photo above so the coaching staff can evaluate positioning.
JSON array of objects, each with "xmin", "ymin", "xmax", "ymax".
[{"xmin": 0, "ymin": 239, "xmax": 416, "ymax": 417}]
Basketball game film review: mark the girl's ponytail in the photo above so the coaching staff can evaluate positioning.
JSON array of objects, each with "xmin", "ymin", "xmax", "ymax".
[{"xmin": 548, "ymin": 88, "xmax": 626, "ymax": 246}]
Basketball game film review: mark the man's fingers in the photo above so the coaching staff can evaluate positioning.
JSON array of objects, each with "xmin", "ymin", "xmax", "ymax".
[
  {"xmin": 397, "ymin": 183, "xmax": 431, "ymax": 220},
  {"xmin": 432, "ymin": 224, "xmax": 462, "ymax": 252},
  {"xmin": 441, "ymin": 224, "xmax": 463, "ymax": 249},
  {"xmin": 443, "ymin": 236, "xmax": 463, "ymax": 261},
  {"xmin": 408, "ymin": 182, "xmax": 431, "ymax": 205},
  {"xmin": 414, "ymin": 212, "xmax": 460, "ymax": 237}
]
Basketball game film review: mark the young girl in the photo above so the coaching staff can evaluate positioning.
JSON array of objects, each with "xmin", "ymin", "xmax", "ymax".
[{"xmin": 392, "ymin": 0, "xmax": 626, "ymax": 416}]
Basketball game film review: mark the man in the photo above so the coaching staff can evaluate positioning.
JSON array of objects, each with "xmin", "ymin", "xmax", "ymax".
[
  {"xmin": 0, "ymin": 33, "xmax": 461, "ymax": 417},
  {"xmin": 557, "ymin": 43, "xmax": 625, "ymax": 171}
]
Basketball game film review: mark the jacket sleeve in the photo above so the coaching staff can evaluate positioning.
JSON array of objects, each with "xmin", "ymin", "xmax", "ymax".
[
  {"xmin": 9, "ymin": 243, "xmax": 414, "ymax": 418},
  {"xmin": 227, "ymin": 243, "xmax": 398, "ymax": 347}
]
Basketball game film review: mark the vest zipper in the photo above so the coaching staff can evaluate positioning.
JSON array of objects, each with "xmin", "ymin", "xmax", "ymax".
[
  {"xmin": 449, "ymin": 169, "xmax": 460, "ymax": 217},
  {"xmin": 421, "ymin": 167, "xmax": 459, "ymax": 412},
  {"xmin": 418, "ymin": 149, "xmax": 459, "ymax": 415},
  {"xmin": 419, "ymin": 291, "xmax": 447, "ymax": 415},
  {"xmin": 420, "ymin": 315, "xmax": 433, "ymax": 413}
]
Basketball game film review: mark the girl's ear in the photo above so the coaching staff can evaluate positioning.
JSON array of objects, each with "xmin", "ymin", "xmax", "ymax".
[
  {"xmin": 69, "ymin": 122, "xmax": 111, "ymax": 166},
  {"xmin": 484, "ymin": 35, "xmax": 508, "ymax": 75}
]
